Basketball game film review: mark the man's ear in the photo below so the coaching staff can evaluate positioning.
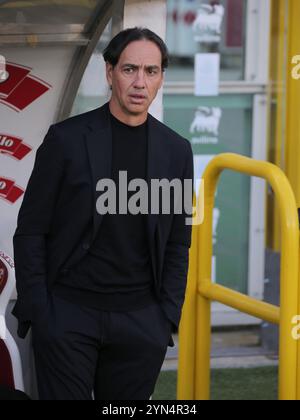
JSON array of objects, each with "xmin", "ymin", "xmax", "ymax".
[
  {"xmin": 158, "ymin": 72, "xmax": 165, "ymax": 90},
  {"xmin": 106, "ymin": 62, "xmax": 113, "ymax": 88}
]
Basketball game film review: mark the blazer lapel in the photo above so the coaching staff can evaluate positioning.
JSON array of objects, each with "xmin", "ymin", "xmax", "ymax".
[
  {"xmin": 146, "ymin": 114, "xmax": 171, "ymax": 281},
  {"xmin": 85, "ymin": 102, "xmax": 112, "ymax": 242}
]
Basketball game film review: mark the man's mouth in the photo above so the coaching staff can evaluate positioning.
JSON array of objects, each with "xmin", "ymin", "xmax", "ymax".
[
  {"xmin": 129, "ymin": 94, "xmax": 146, "ymax": 104},
  {"xmin": 130, "ymin": 94, "xmax": 146, "ymax": 99}
]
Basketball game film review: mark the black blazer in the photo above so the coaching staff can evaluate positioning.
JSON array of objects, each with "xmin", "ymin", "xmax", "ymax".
[{"xmin": 12, "ymin": 102, "xmax": 194, "ymax": 338}]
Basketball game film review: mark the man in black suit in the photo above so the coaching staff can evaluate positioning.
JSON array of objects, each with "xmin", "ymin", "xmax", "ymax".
[{"xmin": 12, "ymin": 27, "xmax": 194, "ymax": 400}]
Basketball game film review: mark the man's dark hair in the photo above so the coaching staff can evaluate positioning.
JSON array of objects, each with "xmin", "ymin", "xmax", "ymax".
[{"xmin": 103, "ymin": 27, "xmax": 169, "ymax": 72}]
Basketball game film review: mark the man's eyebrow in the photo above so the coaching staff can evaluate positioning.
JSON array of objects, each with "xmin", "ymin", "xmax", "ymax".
[{"xmin": 122, "ymin": 64, "xmax": 160, "ymax": 70}]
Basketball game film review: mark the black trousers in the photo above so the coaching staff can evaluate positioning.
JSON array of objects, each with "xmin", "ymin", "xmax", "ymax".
[{"xmin": 31, "ymin": 294, "xmax": 173, "ymax": 400}]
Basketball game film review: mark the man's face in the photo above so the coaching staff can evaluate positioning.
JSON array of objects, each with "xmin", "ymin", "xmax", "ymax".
[{"xmin": 106, "ymin": 39, "xmax": 164, "ymax": 117}]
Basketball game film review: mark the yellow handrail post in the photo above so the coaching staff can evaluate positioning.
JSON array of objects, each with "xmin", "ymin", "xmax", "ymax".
[
  {"xmin": 297, "ymin": 228, "xmax": 300, "ymax": 401},
  {"xmin": 177, "ymin": 194, "xmax": 199, "ymax": 400},
  {"xmin": 297, "ymin": 239, "xmax": 300, "ymax": 400},
  {"xmin": 273, "ymin": 183, "xmax": 299, "ymax": 400},
  {"xmin": 266, "ymin": 164, "xmax": 298, "ymax": 401},
  {"xmin": 191, "ymin": 153, "xmax": 299, "ymax": 400},
  {"xmin": 195, "ymin": 283, "xmax": 211, "ymax": 400},
  {"xmin": 194, "ymin": 159, "xmax": 217, "ymax": 400}
]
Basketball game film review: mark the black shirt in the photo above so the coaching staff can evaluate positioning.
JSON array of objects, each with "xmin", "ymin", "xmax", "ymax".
[{"xmin": 54, "ymin": 109, "xmax": 157, "ymax": 311}]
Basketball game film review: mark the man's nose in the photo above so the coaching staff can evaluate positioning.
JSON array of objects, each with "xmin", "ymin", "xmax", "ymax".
[{"xmin": 133, "ymin": 70, "xmax": 146, "ymax": 88}]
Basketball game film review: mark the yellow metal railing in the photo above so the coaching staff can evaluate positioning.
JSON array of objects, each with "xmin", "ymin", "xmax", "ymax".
[{"xmin": 178, "ymin": 153, "xmax": 300, "ymax": 401}]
